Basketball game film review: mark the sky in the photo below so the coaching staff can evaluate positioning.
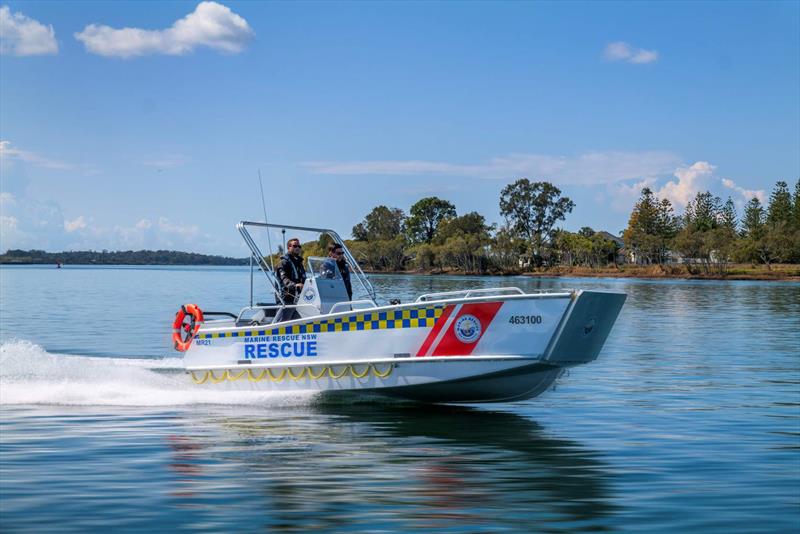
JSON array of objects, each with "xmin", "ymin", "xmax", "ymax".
[{"xmin": 1, "ymin": 0, "xmax": 798, "ymax": 257}]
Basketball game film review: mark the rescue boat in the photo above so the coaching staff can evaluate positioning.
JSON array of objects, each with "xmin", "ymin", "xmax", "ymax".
[{"xmin": 173, "ymin": 221, "xmax": 626, "ymax": 403}]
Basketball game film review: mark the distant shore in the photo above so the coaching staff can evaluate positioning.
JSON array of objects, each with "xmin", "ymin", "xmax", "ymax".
[
  {"xmin": 0, "ymin": 249, "xmax": 248, "ymax": 266},
  {"xmin": 367, "ymin": 263, "xmax": 800, "ymax": 281},
  {"xmin": 2, "ymin": 250, "xmax": 797, "ymax": 281}
]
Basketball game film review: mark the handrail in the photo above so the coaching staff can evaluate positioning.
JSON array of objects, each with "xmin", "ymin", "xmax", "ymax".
[
  {"xmin": 328, "ymin": 300, "xmax": 377, "ymax": 314},
  {"xmin": 237, "ymin": 220, "xmax": 378, "ymax": 305},
  {"xmin": 415, "ymin": 286, "xmax": 526, "ymax": 302},
  {"xmin": 237, "ymin": 223, "xmax": 285, "ymax": 304},
  {"xmin": 234, "ymin": 303, "xmax": 319, "ymax": 325}
]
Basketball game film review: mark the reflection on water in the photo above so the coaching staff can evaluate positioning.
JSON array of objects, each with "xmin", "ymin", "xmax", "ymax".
[
  {"xmin": 2, "ymin": 267, "xmax": 799, "ymax": 532},
  {"xmin": 1, "ymin": 404, "xmax": 614, "ymax": 532},
  {"xmin": 168, "ymin": 404, "xmax": 615, "ymax": 532}
]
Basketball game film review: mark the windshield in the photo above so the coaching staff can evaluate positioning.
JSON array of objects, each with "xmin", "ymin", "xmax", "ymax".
[{"xmin": 307, "ymin": 256, "xmax": 342, "ymax": 280}]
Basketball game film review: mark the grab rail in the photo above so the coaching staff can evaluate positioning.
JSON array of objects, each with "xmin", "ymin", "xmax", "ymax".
[
  {"xmin": 415, "ymin": 286, "xmax": 526, "ymax": 302},
  {"xmin": 237, "ymin": 223, "xmax": 285, "ymax": 304},
  {"xmin": 237, "ymin": 221, "xmax": 378, "ymax": 306},
  {"xmin": 234, "ymin": 304, "xmax": 319, "ymax": 325},
  {"xmin": 328, "ymin": 300, "xmax": 377, "ymax": 314}
]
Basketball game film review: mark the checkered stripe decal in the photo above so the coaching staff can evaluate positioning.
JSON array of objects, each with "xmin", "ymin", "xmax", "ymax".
[{"xmin": 201, "ymin": 306, "xmax": 446, "ymax": 339}]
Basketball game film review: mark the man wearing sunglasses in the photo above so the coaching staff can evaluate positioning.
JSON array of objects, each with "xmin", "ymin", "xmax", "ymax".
[
  {"xmin": 277, "ymin": 238, "xmax": 307, "ymax": 303},
  {"xmin": 320, "ymin": 242, "xmax": 353, "ymax": 301}
]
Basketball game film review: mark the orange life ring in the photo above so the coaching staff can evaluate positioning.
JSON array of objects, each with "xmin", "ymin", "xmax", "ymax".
[{"xmin": 172, "ymin": 303, "xmax": 204, "ymax": 352}]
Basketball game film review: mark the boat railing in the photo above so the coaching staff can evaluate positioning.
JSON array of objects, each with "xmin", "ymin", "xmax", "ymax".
[
  {"xmin": 233, "ymin": 304, "xmax": 320, "ymax": 326},
  {"xmin": 328, "ymin": 299, "xmax": 377, "ymax": 314},
  {"xmin": 415, "ymin": 287, "xmax": 526, "ymax": 302},
  {"xmin": 232, "ymin": 299, "xmax": 377, "ymax": 327},
  {"xmin": 237, "ymin": 223, "xmax": 285, "ymax": 304},
  {"xmin": 237, "ymin": 221, "xmax": 378, "ymax": 305}
]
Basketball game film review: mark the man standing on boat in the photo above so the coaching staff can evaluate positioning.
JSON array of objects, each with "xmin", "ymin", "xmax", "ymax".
[
  {"xmin": 277, "ymin": 238, "xmax": 307, "ymax": 303},
  {"xmin": 320, "ymin": 242, "xmax": 353, "ymax": 301}
]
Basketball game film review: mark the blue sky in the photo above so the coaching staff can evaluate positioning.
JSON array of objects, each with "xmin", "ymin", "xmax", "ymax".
[{"xmin": 1, "ymin": 0, "xmax": 798, "ymax": 256}]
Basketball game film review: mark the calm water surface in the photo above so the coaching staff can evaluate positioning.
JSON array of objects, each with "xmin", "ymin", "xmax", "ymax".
[{"xmin": 1, "ymin": 265, "xmax": 798, "ymax": 532}]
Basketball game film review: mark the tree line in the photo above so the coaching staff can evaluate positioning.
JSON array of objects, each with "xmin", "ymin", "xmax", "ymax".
[
  {"xmin": 342, "ymin": 177, "xmax": 800, "ymax": 275},
  {"xmin": 0, "ymin": 249, "xmax": 248, "ymax": 265},
  {"xmin": 624, "ymin": 180, "xmax": 800, "ymax": 273}
]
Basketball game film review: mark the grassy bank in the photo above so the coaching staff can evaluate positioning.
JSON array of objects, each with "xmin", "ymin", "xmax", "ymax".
[
  {"xmin": 529, "ymin": 263, "xmax": 800, "ymax": 281},
  {"xmin": 371, "ymin": 264, "xmax": 800, "ymax": 281}
]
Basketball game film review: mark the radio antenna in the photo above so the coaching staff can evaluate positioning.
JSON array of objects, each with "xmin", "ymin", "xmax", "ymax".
[{"xmin": 258, "ymin": 169, "xmax": 276, "ymax": 275}]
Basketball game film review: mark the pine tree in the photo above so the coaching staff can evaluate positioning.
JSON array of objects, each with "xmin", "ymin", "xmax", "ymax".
[
  {"xmin": 687, "ymin": 191, "xmax": 721, "ymax": 231},
  {"xmin": 656, "ymin": 198, "xmax": 679, "ymax": 238},
  {"xmin": 793, "ymin": 178, "xmax": 800, "ymax": 230},
  {"xmin": 741, "ymin": 197, "xmax": 764, "ymax": 238},
  {"xmin": 623, "ymin": 188, "xmax": 660, "ymax": 264},
  {"xmin": 767, "ymin": 181, "xmax": 792, "ymax": 225},
  {"xmin": 721, "ymin": 197, "xmax": 737, "ymax": 231}
]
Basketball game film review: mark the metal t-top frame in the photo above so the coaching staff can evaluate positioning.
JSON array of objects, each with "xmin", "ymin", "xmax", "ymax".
[{"xmin": 237, "ymin": 220, "xmax": 377, "ymax": 306}]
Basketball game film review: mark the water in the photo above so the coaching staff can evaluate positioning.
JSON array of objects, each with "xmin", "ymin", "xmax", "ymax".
[{"xmin": 1, "ymin": 265, "xmax": 799, "ymax": 532}]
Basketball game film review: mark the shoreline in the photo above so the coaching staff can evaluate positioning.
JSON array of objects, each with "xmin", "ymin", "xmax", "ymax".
[
  {"xmin": 366, "ymin": 264, "xmax": 800, "ymax": 282},
  {"xmin": 2, "ymin": 262, "xmax": 797, "ymax": 281}
]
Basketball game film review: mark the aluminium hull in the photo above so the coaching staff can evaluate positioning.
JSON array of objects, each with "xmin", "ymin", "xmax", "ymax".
[
  {"xmin": 186, "ymin": 357, "xmax": 561, "ymax": 403},
  {"xmin": 183, "ymin": 290, "xmax": 625, "ymax": 403}
]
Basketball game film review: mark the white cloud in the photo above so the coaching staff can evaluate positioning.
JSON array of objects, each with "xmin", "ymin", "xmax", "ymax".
[
  {"xmin": 604, "ymin": 41, "xmax": 659, "ymax": 64},
  {"xmin": 656, "ymin": 161, "xmax": 716, "ymax": 209},
  {"xmin": 653, "ymin": 162, "xmax": 767, "ymax": 211},
  {"xmin": 80, "ymin": 217, "xmax": 201, "ymax": 251},
  {"xmin": 0, "ymin": 6, "xmax": 58, "ymax": 56},
  {"xmin": 74, "ymin": 1, "xmax": 254, "ymax": 58},
  {"xmin": 1, "ymin": 210, "xmax": 210, "ymax": 252},
  {"xmin": 0, "ymin": 191, "xmax": 65, "ymax": 251},
  {"xmin": 0, "ymin": 140, "xmax": 99, "ymax": 177},
  {"xmin": 0, "ymin": 146, "xmax": 210, "ymax": 252},
  {"xmin": 64, "ymin": 216, "xmax": 87, "ymax": 232},
  {"xmin": 630, "ymin": 49, "xmax": 659, "ymax": 64},
  {"xmin": 0, "ymin": 214, "xmax": 18, "ymax": 228},
  {"xmin": 157, "ymin": 217, "xmax": 199, "ymax": 239},
  {"xmin": 0, "ymin": 174, "xmax": 209, "ymax": 251},
  {"xmin": 305, "ymin": 151, "xmax": 681, "ymax": 186},
  {"xmin": 0, "ymin": 215, "xmax": 20, "ymax": 250},
  {"xmin": 0, "ymin": 140, "xmax": 72, "ymax": 170},
  {"xmin": 608, "ymin": 177, "xmax": 658, "ymax": 212},
  {"xmin": 722, "ymin": 178, "xmax": 766, "ymax": 205},
  {"xmin": 597, "ymin": 162, "xmax": 768, "ymax": 218}
]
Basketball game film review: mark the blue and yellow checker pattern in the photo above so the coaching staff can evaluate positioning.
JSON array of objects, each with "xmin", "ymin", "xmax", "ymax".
[{"xmin": 200, "ymin": 305, "xmax": 446, "ymax": 339}]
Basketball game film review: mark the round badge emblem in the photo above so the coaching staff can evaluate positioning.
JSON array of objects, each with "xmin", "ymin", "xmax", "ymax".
[
  {"xmin": 454, "ymin": 314, "xmax": 481, "ymax": 343},
  {"xmin": 303, "ymin": 288, "xmax": 316, "ymax": 302}
]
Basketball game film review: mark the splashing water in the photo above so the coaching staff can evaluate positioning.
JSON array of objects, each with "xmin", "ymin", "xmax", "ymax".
[{"xmin": 0, "ymin": 339, "xmax": 318, "ymax": 407}]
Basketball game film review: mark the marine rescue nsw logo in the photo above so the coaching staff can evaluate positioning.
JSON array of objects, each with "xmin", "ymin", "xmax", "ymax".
[{"xmin": 454, "ymin": 314, "xmax": 481, "ymax": 343}]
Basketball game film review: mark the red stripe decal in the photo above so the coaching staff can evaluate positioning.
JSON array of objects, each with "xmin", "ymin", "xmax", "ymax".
[
  {"xmin": 430, "ymin": 302, "xmax": 503, "ymax": 356},
  {"xmin": 416, "ymin": 305, "xmax": 455, "ymax": 357}
]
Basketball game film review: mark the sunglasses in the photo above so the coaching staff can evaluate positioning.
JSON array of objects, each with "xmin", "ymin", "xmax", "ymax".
[{"xmin": 291, "ymin": 244, "xmax": 302, "ymax": 249}]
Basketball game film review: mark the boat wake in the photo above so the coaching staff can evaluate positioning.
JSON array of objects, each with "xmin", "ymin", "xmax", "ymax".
[{"xmin": 0, "ymin": 340, "xmax": 318, "ymax": 407}]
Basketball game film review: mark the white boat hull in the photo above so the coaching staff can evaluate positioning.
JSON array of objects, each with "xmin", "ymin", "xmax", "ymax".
[{"xmin": 183, "ymin": 290, "xmax": 625, "ymax": 403}]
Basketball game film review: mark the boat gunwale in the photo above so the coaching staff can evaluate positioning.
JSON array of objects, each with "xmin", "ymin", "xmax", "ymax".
[{"xmin": 197, "ymin": 291, "xmax": 578, "ymax": 334}]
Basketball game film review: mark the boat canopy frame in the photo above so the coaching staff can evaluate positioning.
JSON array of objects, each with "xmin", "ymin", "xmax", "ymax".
[{"xmin": 237, "ymin": 220, "xmax": 378, "ymax": 307}]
